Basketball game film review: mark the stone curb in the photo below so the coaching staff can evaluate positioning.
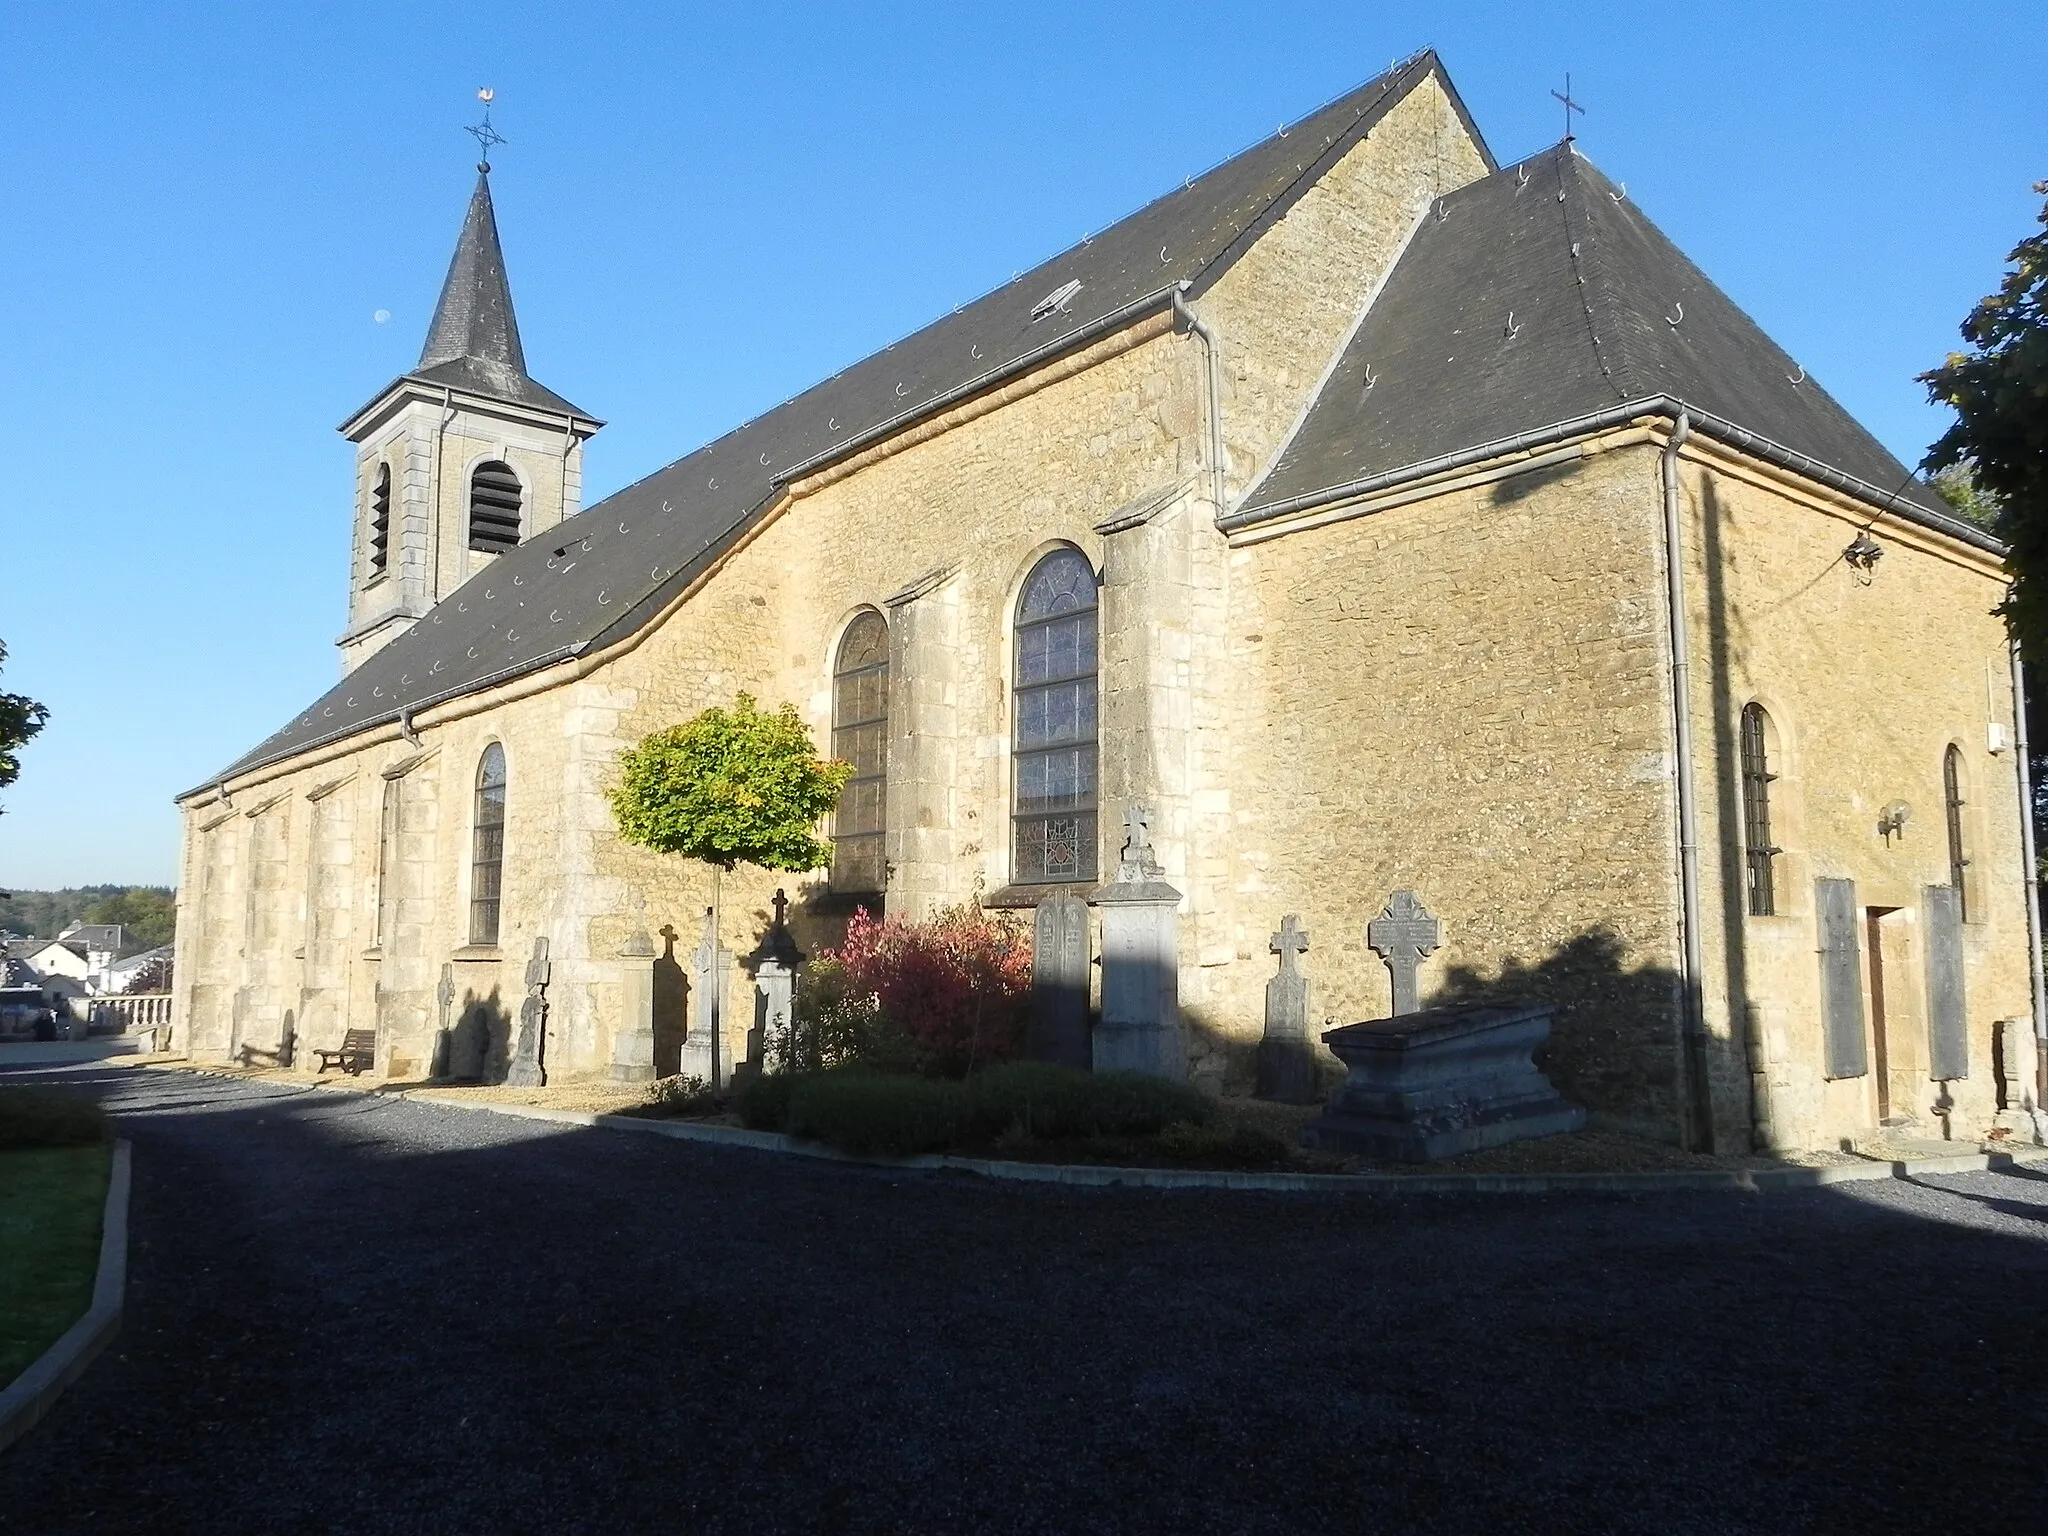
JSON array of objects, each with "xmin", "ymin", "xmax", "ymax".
[
  {"xmin": 161, "ymin": 1065, "xmax": 2048, "ymax": 1195},
  {"xmin": 0, "ymin": 1140, "xmax": 132, "ymax": 1455}
]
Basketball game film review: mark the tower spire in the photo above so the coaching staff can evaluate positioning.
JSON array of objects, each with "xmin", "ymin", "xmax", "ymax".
[{"xmin": 418, "ymin": 167, "xmax": 527, "ymax": 378}]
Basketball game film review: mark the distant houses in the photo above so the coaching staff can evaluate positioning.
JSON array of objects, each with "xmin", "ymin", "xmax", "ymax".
[{"xmin": 0, "ymin": 924, "xmax": 173, "ymax": 1039}]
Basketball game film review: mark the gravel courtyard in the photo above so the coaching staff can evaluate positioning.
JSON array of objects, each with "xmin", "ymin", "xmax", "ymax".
[{"xmin": 2, "ymin": 1061, "xmax": 2043, "ymax": 1535}]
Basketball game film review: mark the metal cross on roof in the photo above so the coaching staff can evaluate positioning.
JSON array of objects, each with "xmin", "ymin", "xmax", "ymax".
[
  {"xmin": 1551, "ymin": 74, "xmax": 1585, "ymax": 144},
  {"xmin": 466, "ymin": 87, "xmax": 507, "ymax": 172}
]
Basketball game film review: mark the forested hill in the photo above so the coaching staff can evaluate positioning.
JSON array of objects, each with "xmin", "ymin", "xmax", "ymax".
[{"xmin": 0, "ymin": 886, "xmax": 176, "ymax": 953}]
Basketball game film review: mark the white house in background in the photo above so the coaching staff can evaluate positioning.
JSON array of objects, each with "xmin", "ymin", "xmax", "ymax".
[
  {"xmin": 58, "ymin": 923, "xmax": 125, "ymax": 988},
  {"xmin": 9, "ymin": 937, "xmax": 93, "ymax": 986},
  {"xmin": 105, "ymin": 944, "xmax": 173, "ymax": 994}
]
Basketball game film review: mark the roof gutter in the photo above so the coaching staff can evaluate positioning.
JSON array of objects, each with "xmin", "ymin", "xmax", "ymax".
[
  {"xmin": 769, "ymin": 285, "xmax": 1183, "ymax": 491},
  {"xmin": 1220, "ymin": 395, "xmax": 2003, "ymax": 555}
]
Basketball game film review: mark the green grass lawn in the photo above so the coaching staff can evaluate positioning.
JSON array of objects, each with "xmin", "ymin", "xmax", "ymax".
[{"xmin": 0, "ymin": 1142, "xmax": 113, "ymax": 1390}]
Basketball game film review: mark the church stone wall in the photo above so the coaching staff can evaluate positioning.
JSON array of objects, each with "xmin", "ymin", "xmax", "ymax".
[
  {"xmin": 1219, "ymin": 444, "xmax": 1689, "ymax": 1137},
  {"xmin": 1676, "ymin": 453, "xmax": 2027, "ymax": 1150}
]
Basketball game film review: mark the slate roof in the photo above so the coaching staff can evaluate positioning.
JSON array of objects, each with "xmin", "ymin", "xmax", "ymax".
[
  {"xmin": 347, "ymin": 170, "xmax": 594, "ymax": 426},
  {"xmin": 1234, "ymin": 145, "xmax": 1986, "ymax": 547},
  {"xmin": 201, "ymin": 50, "xmax": 1488, "ymax": 790}
]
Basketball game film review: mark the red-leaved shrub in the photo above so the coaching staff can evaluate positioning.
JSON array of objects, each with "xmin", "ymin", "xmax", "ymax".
[{"xmin": 828, "ymin": 905, "xmax": 1032, "ymax": 1076}]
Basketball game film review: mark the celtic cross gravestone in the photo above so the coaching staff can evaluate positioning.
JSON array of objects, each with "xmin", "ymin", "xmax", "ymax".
[{"xmin": 1366, "ymin": 890, "xmax": 1440, "ymax": 1016}]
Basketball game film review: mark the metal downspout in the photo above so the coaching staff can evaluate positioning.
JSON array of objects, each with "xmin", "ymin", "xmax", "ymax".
[
  {"xmin": 2009, "ymin": 641, "xmax": 2047, "ymax": 1104},
  {"xmin": 1662, "ymin": 412, "xmax": 1714, "ymax": 1151},
  {"xmin": 1170, "ymin": 286, "xmax": 1227, "ymax": 519}
]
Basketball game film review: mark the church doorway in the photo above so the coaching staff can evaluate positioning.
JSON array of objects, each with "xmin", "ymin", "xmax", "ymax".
[{"xmin": 1864, "ymin": 906, "xmax": 1920, "ymax": 1127}]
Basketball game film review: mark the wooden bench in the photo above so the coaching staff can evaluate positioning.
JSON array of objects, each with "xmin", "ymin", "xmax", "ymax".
[{"xmin": 314, "ymin": 1028, "xmax": 377, "ymax": 1076}]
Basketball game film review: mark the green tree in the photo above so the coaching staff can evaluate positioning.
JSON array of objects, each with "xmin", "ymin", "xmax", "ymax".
[
  {"xmin": 0, "ymin": 640, "xmax": 49, "ymax": 810},
  {"xmin": 609, "ymin": 694, "xmax": 852, "ymax": 1081},
  {"xmin": 1922, "ymin": 181, "xmax": 2048, "ymax": 652},
  {"xmin": 81, "ymin": 888, "xmax": 177, "ymax": 953}
]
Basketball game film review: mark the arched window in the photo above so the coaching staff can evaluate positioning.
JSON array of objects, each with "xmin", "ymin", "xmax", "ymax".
[
  {"xmin": 468, "ymin": 461, "xmax": 523, "ymax": 553},
  {"xmin": 1739, "ymin": 704, "xmax": 1779, "ymax": 917},
  {"xmin": 831, "ymin": 611, "xmax": 889, "ymax": 893},
  {"xmin": 1013, "ymin": 548, "xmax": 1099, "ymax": 884},
  {"xmin": 470, "ymin": 744, "xmax": 507, "ymax": 946},
  {"xmin": 369, "ymin": 463, "xmax": 392, "ymax": 577},
  {"xmin": 1944, "ymin": 744, "xmax": 1969, "ymax": 919}
]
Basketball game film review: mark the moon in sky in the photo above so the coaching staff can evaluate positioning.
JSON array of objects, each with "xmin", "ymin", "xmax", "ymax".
[{"xmin": 373, "ymin": 309, "xmax": 391, "ymax": 325}]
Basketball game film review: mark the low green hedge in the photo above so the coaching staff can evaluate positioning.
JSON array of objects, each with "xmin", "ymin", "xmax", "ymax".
[
  {"xmin": 784, "ymin": 1070, "xmax": 971, "ymax": 1157},
  {"xmin": 760, "ymin": 1061, "xmax": 1221, "ymax": 1157},
  {"xmin": 0, "ymin": 1087, "xmax": 112, "ymax": 1150},
  {"xmin": 967, "ymin": 1062, "xmax": 1215, "ymax": 1140}
]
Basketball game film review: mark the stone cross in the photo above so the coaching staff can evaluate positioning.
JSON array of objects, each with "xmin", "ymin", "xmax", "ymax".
[
  {"xmin": 1030, "ymin": 892, "xmax": 1091, "ymax": 1070},
  {"xmin": 506, "ymin": 936, "xmax": 551, "ymax": 1086},
  {"xmin": 432, "ymin": 963, "xmax": 456, "ymax": 1079},
  {"xmin": 1366, "ymin": 890, "xmax": 1440, "ymax": 1016},
  {"xmin": 747, "ymin": 889, "xmax": 804, "ymax": 1074},
  {"xmin": 684, "ymin": 907, "xmax": 732, "ymax": 1088},
  {"xmin": 1121, "ymin": 803, "xmax": 1162, "ymax": 876},
  {"xmin": 1257, "ymin": 915, "xmax": 1317, "ymax": 1103}
]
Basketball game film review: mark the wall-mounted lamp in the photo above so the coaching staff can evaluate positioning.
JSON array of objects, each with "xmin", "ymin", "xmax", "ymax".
[
  {"xmin": 1844, "ymin": 532, "xmax": 1884, "ymax": 584},
  {"xmin": 1879, "ymin": 801, "xmax": 1911, "ymax": 844}
]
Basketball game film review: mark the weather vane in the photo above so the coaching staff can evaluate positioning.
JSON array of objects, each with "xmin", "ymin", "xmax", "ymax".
[
  {"xmin": 466, "ymin": 87, "xmax": 507, "ymax": 172},
  {"xmin": 1551, "ymin": 74, "xmax": 1585, "ymax": 145}
]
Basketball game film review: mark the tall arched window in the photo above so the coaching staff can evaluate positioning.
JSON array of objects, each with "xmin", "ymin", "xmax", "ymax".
[
  {"xmin": 470, "ymin": 744, "xmax": 507, "ymax": 946},
  {"xmin": 1944, "ymin": 744, "xmax": 1969, "ymax": 919},
  {"xmin": 468, "ymin": 461, "xmax": 523, "ymax": 553},
  {"xmin": 369, "ymin": 462, "xmax": 392, "ymax": 577},
  {"xmin": 831, "ymin": 611, "xmax": 889, "ymax": 893},
  {"xmin": 1739, "ymin": 704, "xmax": 1779, "ymax": 917},
  {"xmin": 1013, "ymin": 548, "xmax": 1099, "ymax": 884}
]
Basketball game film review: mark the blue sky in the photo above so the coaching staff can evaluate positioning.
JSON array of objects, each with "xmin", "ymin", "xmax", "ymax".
[{"xmin": 0, "ymin": 1, "xmax": 2042, "ymax": 891}]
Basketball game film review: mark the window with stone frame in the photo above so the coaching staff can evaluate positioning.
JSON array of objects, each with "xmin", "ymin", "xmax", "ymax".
[
  {"xmin": 467, "ymin": 461, "xmax": 523, "ymax": 553},
  {"xmin": 369, "ymin": 462, "xmax": 392, "ymax": 578},
  {"xmin": 1944, "ymin": 743, "xmax": 1970, "ymax": 920},
  {"xmin": 1739, "ymin": 703, "xmax": 1780, "ymax": 917},
  {"xmin": 1012, "ymin": 548, "xmax": 1099, "ymax": 884},
  {"xmin": 470, "ymin": 744, "xmax": 507, "ymax": 946},
  {"xmin": 830, "ymin": 611, "xmax": 889, "ymax": 893}
]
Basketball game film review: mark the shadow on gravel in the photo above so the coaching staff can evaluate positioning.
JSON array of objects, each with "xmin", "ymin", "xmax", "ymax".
[{"xmin": 1, "ymin": 1064, "xmax": 2044, "ymax": 1536}]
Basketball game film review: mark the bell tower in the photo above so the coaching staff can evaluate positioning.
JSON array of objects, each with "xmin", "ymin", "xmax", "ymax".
[{"xmin": 335, "ymin": 117, "xmax": 600, "ymax": 675}]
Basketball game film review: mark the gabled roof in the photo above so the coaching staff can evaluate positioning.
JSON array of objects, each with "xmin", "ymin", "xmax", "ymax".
[
  {"xmin": 1234, "ymin": 145, "xmax": 1988, "ymax": 548},
  {"xmin": 345, "ymin": 170, "xmax": 595, "ymax": 427},
  {"xmin": 201, "ymin": 50, "xmax": 1489, "ymax": 790}
]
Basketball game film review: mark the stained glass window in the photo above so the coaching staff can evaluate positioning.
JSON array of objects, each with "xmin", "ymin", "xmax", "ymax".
[
  {"xmin": 831, "ymin": 611, "xmax": 889, "ymax": 893},
  {"xmin": 470, "ymin": 744, "xmax": 507, "ymax": 946},
  {"xmin": 1013, "ymin": 549, "xmax": 1098, "ymax": 883}
]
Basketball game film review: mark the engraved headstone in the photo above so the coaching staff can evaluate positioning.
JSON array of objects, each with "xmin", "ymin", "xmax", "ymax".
[
  {"xmin": 747, "ymin": 889, "xmax": 805, "ymax": 1076},
  {"xmin": 1366, "ymin": 890, "xmax": 1441, "ymax": 1016},
  {"xmin": 1090, "ymin": 803, "xmax": 1185, "ymax": 1081},
  {"xmin": 610, "ymin": 901, "xmax": 660, "ymax": 1083},
  {"xmin": 506, "ymin": 936, "xmax": 551, "ymax": 1087},
  {"xmin": 682, "ymin": 908, "xmax": 732, "ymax": 1088},
  {"xmin": 1030, "ymin": 892, "xmax": 1091, "ymax": 1069},
  {"xmin": 1257, "ymin": 915, "xmax": 1318, "ymax": 1102},
  {"xmin": 431, "ymin": 963, "xmax": 456, "ymax": 1078}
]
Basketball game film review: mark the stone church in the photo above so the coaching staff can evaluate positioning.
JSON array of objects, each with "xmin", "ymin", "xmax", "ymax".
[{"xmin": 173, "ymin": 51, "xmax": 2040, "ymax": 1153}]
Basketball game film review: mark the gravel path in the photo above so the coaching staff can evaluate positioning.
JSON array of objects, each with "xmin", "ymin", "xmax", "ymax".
[{"xmin": 2, "ymin": 1062, "xmax": 2043, "ymax": 1535}]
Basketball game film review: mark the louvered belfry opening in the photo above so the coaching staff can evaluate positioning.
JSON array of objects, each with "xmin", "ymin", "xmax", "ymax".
[
  {"xmin": 369, "ymin": 462, "xmax": 391, "ymax": 576},
  {"xmin": 467, "ymin": 461, "xmax": 523, "ymax": 553}
]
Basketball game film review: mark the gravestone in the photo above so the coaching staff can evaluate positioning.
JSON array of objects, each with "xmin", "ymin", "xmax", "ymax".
[
  {"xmin": 747, "ymin": 890, "xmax": 805, "ymax": 1075},
  {"xmin": 1030, "ymin": 892, "xmax": 1091, "ymax": 1070},
  {"xmin": 1090, "ymin": 804, "xmax": 1185, "ymax": 1080},
  {"xmin": 682, "ymin": 908, "xmax": 731, "ymax": 1089},
  {"xmin": 1994, "ymin": 1018, "xmax": 2045, "ymax": 1140},
  {"xmin": 610, "ymin": 906, "xmax": 659, "ymax": 1083},
  {"xmin": 1256, "ymin": 915, "xmax": 1318, "ymax": 1103},
  {"xmin": 1366, "ymin": 890, "xmax": 1441, "ymax": 1016},
  {"xmin": 1304, "ymin": 999, "xmax": 1586, "ymax": 1161},
  {"xmin": 430, "ymin": 964, "xmax": 456, "ymax": 1077},
  {"xmin": 506, "ymin": 936, "xmax": 551, "ymax": 1087}
]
